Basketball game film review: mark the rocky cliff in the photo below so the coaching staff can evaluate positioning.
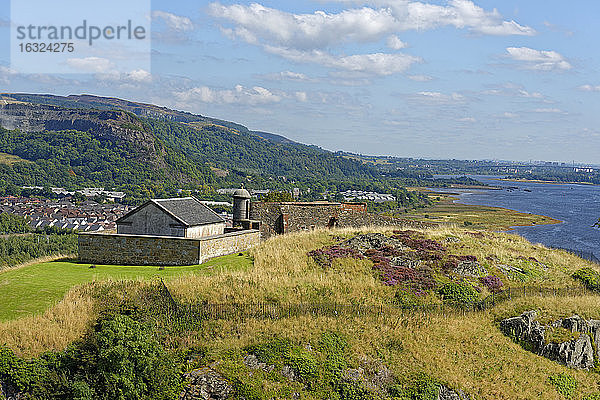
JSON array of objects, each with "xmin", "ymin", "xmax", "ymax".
[{"xmin": 0, "ymin": 102, "xmax": 164, "ymax": 167}]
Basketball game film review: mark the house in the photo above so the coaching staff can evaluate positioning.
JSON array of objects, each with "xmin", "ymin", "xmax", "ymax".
[
  {"xmin": 79, "ymin": 193, "xmax": 260, "ymax": 266},
  {"xmin": 116, "ymin": 197, "xmax": 225, "ymax": 238}
]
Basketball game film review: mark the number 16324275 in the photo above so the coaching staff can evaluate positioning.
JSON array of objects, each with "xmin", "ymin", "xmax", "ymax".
[{"xmin": 19, "ymin": 42, "xmax": 74, "ymax": 52}]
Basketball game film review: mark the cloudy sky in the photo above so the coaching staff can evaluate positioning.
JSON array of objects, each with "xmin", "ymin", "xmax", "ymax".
[{"xmin": 1, "ymin": 1, "xmax": 599, "ymax": 163}]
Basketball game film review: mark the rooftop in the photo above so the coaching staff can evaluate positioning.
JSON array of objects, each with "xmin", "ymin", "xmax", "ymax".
[{"xmin": 149, "ymin": 197, "xmax": 225, "ymax": 226}]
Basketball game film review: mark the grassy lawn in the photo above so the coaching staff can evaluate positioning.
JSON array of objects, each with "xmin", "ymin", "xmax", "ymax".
[
  {"xmin": 0, "ymin": 252, "xmax": 253, "ymax": 321},
  {"xmin": 404, "ymin": 192, "xmax": 561, "ymax": 230}
]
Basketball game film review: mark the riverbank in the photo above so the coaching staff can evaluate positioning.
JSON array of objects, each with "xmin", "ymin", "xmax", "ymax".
[
  {"xmin": 404, "ymin": 191, "xmax": 561, "ymax": 231},
  {"xmin": 496, "ymin": 178, "xmax": 598, "ymax": 186}
]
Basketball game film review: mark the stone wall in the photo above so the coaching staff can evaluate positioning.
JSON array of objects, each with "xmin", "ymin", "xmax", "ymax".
[
  {"xmin": 187, "ymin": 223, "xmax": 225, "ymax": 239},
  {"xmin": 198, "ymin": 230, "xmax": 261, "ymax": 263},
  {"xmin": 78, "ymin": 230, "xmax": 260, "ymax": 266},
  {"xmin": 250, "ymin": 201, "xmax": 433, "ymax": 239}
]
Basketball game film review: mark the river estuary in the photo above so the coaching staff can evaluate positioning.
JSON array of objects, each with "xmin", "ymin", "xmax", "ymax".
[{"xmin": 434, "ymin": 175, "xmax": 600, "ymax": 258}]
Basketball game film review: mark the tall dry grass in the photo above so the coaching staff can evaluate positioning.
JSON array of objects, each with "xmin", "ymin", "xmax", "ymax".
[
  {"xmin": 167, "ymin": 226, "xmax": 594, "ymax": 306},
  {"xmin": 0, "ymin": 285, "xmax": 96, "ymax": 357}
]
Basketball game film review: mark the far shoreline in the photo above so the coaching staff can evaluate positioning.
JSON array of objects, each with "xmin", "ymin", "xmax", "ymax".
[
  {"xmin": 404, "ymin": 188, "xmax": 562, "ymax": 231},
  {"xmin": 494, "ymin": 177, "xmax": 599, "ymax": 186}
]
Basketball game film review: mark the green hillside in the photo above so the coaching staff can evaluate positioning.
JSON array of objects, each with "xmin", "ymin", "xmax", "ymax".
[
  {"xmin": 0, "ymin": 94, "xmax": 385, "ymax": 201},
  {"xmin": 2, "ymin": 227, "xmax": 600, "ymax": 399}
]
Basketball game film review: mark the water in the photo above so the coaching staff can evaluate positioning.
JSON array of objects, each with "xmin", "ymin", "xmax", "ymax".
[{"xmin": 432, "ymin": 175, "xmax": 600, "ymax": 257}]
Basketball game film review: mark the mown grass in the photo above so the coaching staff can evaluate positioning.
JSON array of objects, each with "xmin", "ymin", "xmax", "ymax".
[{"xmin": 0, "ymin": 252, "xmax": 253, "ymax": 321}]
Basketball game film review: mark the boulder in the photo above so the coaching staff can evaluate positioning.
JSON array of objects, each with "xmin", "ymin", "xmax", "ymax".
[
  {"xmin": 542, "ymin": 335, "xmax": 594, "ymax": 370},
  {"xmin": 453, "ymin": 260, "xmax": 488, "ymax": 277},
  {"xmin": 180, "ymin": 367, "xmax": 233, "ymax": 400},
  {"xmin": 0, "ymin": 379, "xmax": 24, "ymax": 400},
  {"xmin": 438, "ymin": 385, "xmax": 471, "ymax": 400},
  {"xmin": 496, "ymin": 264, "xmax": 525, "ymax": 278},
  {"xmin": 500, "ymin": 311, "xmax": 597, "ymax": 370},
  {"xmin": 243, "ymin": 354, "xmax": 275, "ymax": 373},
  {"xmin": 391, "ymin": 256, "xmax": 421, "ymax": 269}
]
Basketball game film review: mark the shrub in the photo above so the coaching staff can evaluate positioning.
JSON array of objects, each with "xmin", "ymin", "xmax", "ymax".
[
  {"xmin": 286, "ymin": 348, "xmax": 318, "ymax": 383},
  {"xmin": 479, "ymin": 275, "xmax": 504, "ymax": 292},
  {"xmin": 394, "ymin": 288, "xmax": 422, "ymax": 308},
  {"xmin": 583, "ymin": 394, "xmax": 600, "ymax": 400},
  {"xmin": 245, "ymin": 338, "xmax": 293, "ymax": 365},
  {"xmin": 572, "ymin": 268, "xmax": 600, "ymax": 292},
  {"xmin": 308, "ymin": 246, "xmax": 365, "ymax": 267},
  {"xmin": 388, "ymin": 372, "xmax": 440, "ymax": 400},
  {"xmin": 547, "ymin": 373, "xmax": 577, "ymax": 399},
  {"xmin": 438, "ymin": 282, "xmax": 479, "ymax": 306},
  {"xmin": 0, "ymin": 345, "xmax": 46, "ymax": 394},
  {"xmin": 336, "ymin": 378, "xmax": 372, "ymax": 400}
]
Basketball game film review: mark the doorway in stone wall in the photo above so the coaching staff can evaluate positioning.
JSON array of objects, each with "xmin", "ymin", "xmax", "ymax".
[{"xmin": 327, "ymin": 217, "xmax": 338, "ymax": 228}]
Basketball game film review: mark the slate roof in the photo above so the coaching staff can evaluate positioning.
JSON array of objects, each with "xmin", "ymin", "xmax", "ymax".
[{"xmin": 117, "ymin": 197, "xmax": 225, "ymax": 227}]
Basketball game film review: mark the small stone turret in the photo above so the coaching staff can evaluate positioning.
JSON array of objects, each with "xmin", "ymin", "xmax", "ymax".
[{"xmin": 232, "ymin": 187, "xmax": 251, "ymax": 227}]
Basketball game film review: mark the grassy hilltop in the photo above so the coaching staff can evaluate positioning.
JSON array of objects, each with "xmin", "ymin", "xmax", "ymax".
[{"xmin": 2, "ymin": 226, "xmax": 600, "ymax": 399}]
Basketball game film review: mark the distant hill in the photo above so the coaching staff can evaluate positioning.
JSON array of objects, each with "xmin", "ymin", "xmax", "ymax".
[
  {"xmin": 0, "ymin": 93, "xmax": 381, "ymax": 198},
  {"xmin": 2, "ymin": 93, "xmax": 300, "ymax": 145}
]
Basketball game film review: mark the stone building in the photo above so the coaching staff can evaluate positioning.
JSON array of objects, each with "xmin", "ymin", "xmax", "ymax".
[
  {"xmin": 79, "ymin": 195, "xmax": 259, "ymax": 266},
  {"xmin": 116, "ymin": 197, "xmax": 225, "ymax": 238}
]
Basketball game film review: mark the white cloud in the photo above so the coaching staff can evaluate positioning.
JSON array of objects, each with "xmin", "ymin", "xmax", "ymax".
[
  {"xmin": 295, "ymin": 91, "xmax": 308, "ymax": 102},
  {"xmin": 579, "ymin": 84, "xmax": 600, "ymax": 92},
  {"xmin": 209, "ymin": 1, "xmax": 533, "ymax": 76},
  {"xmin": 127, "ymin": 69, "xmax": 153, "ymax": 83},
  {"xmin": 0, "ymin": 66, "xmax": 17, "ymax": 84},
  {"xmin": 408, "ymin": 74, "xmax": 433, "ymax": 82},
  {"xmin": 387, "ymin": 35, "xmax": 407, "ymax": 50},
  {"xmin": 457, "ymin": 117, "xmax": 476, "ymax": 122},
  {"xmin": 209, "ymin": 1, "xmax": 534, "ymax": 50},
  {"xmin": 66, "ymin": 57, "xmax": 115, "ymax": 73},
  {"xmin": 503, "ymin": 112, "xmax": 518, "ymax": 118},
  {"xmin": 518, "ymin": 89, "xmax": 543, "ymax": 98},
  {"xmin": 264, "ymin": 46, "xmax": 420, "ymax": 76},
  {"xmin": 263, "ymin": 70, "xmax": 315, "ymax": 82},
  {"xmin": 533, "ymin": 107, "xmax": 563, "ymax": 113},
  {"xmin": 174, "ymin": 84, "xmax": 282, "ymax": 105},
  {"xmin": 417, "ymin": 91, "xmax": 465, "ymax": 102},
  {"xmin": 152, "ymin": 11, "xmax": 194, "ymax": 31},
  {"xmin": 95, "ymin": 69, "xmax": 152, "ymax": 83},
  {"xmin": 505, "ymin": 47, "xmax": 572, "ymax": 71}
]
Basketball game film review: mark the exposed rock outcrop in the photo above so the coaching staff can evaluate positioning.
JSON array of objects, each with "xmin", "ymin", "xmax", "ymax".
[
  {"xmin": 500, "ymin": 311, "xmax": 599, "ymax": 370},
  {"xmin": 180, "ymin": 368, "xmax": 233, "ymax": 400},
  {"xmin": 453, "ymin": 260, "xmax": 487, "ymax": 277},
  {"xmin": 0, "ymin": 379, "xmax": 25, "ymax": 400},
  {"xmin": 438, "ymin": 385, "xmax": 472, "ymax": 400}
]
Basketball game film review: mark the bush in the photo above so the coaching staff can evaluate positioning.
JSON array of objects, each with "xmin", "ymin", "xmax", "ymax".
[
  {"xmin": 1, "ymin": 314, "xmax": 184, "ymax": 400},
  {"xmin": 438, "ymin": 282, "xmax": 479, "ymax": 306},
  {"xmin": 547, "ymin": 373, "xmax": 577, "ymax": 399},
  {"xmin": 0, "ymin": 345, "xmax": 46, "ymax": 394},
  {"xmin": 572, "ymin": 268, "xmax": 600, "ymax": 292},
  {"xmin": 308, "ymin": 246, "xmax": 365, "ymax": 267},
  {"xmin": 388, "ymin": 372, "xmax": 440, "ymax": 400},
  {"xmin": 394, "ymin": 288, "xmax": 422, "ymax": 308},
  {"xmin": 479, "ymin": 275, "xmax": 504, "ymax": 292},
  {"xmin": 583, "ymin": 394, "xmax": 600, "ymax": 400}
]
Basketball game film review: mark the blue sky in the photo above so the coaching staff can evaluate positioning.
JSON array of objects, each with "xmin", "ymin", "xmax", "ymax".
[{"xmin": 1, "ymin": 1, "xmax": 599, "ymax": 163}]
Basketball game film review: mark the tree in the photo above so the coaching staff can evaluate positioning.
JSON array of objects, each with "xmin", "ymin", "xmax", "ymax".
[{"xmin": 262, "ymin": 191, "xmax": 294, "ymax": 202}]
